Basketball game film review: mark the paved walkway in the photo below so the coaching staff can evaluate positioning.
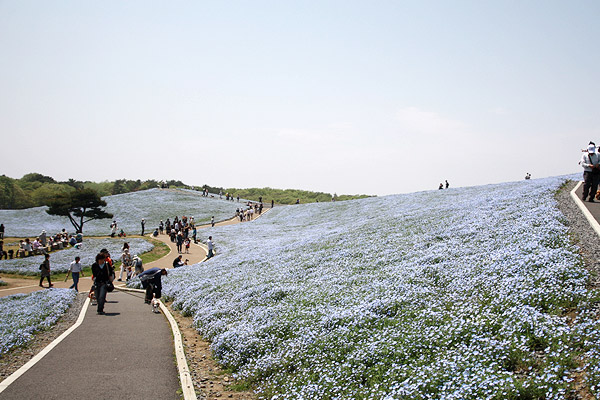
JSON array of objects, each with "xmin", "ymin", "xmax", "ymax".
[
  {"xmin": 0, "ymin": 206, "xmax": 273, "ymax": 399},
  {"xmin": 573, "ymin": 183, "xmax": 600, "ymax": 221},
  {"xmin": 0, "ymin": 290, "xmax": 180, "ymax": 400}
]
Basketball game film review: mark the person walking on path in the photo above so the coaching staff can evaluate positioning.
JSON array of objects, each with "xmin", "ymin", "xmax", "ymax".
[
  {"xmin": 207, "ymin": 236, "xmax": 215, "ymax": 259},
  {"xmin": 139, "ymin": 267, "xmax": 167, "ymax": 305},
  {"xmin": 91, "ymin": 252, "xmax": 113, "ymax": 315},
  {"xmin": 39, "ymin": 253, "xmax": 53, "ymax": 288},
  {"xmin": 211, "ymin": 216, "xmax": 215, "ymax": 227},
  {"xmin": 141, "ymin": 219, "xmax": 145, "ymax": 236},
  {"xmin": 119, "ymin": 247, "xmax": 132, "ymax": 281},
  {"xmin": 65, "ymin": 256, "xmax": 84, "ymax": 291},
  {"xmin": 581, "ymin": 142, "xmax": 600, "ymax": 202}
]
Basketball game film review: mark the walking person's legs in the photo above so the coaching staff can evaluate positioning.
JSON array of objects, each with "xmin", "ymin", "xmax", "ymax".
[
  {"xmin": 583, "ymin": 171, "xmax": 592, "ymax": 200},
  {"xmin": 591, "ymin": 174, "xmax": 600, "ymax": 201},
  {"xmin": 70, "ymin": 272, "xmax": 80, "ymax": 291},
  {"xmin": 95, "ymin": 282, "xmax": 107, "ymax": 314}
]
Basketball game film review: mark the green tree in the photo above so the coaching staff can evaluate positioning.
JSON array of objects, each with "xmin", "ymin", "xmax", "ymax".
[
  {"xmin": 31, "ymin": 183, "xmax": 75, "ymax": 207},
  {"xmin": 21, "ymin": 172, "xmax": 56, "ymax": 184},
  {"xmin": 46, "ymin": 189, "xmax": 113, "ymax": 233},
  {"xmin": 0, "ymin": 175, "xmax": 33, "ymax": 209}
]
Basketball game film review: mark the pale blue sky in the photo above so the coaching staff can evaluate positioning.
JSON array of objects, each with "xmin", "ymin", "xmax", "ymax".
[{"xmin": 1, "ymin": 1, "xmax": 598, "ymax": 195}]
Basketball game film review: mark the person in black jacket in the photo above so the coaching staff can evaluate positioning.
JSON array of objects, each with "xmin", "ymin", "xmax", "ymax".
[
  {"xmin": 91, "ymin": 253, "xmax": 113, "ymax": 315},
  {"xmin": 138, "ymin": 267, "xmax": 167, "ymax": 304}
]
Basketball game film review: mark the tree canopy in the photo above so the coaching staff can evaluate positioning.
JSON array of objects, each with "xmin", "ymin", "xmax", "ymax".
[{"xmin": 46, "ymin": 188, "xmax": 113, "ymax": 233}]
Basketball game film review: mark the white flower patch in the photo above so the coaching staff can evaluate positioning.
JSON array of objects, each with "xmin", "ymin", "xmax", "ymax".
[
  {"xmin": 0, "ymin": 288, "xmax": 76, "ymax": 355},
  {"xmin": 0, "ymin": 188, "xmax": 240, "ymax": 237},
  {"xmin": 162, "ymin": 175, "xmax": 600, "ymax": 398},
  {"xmin": 0, "ymin": 237, "xmax": 153, "ymax": 275}
]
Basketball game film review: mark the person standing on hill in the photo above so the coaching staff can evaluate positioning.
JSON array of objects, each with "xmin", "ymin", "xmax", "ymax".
[
  {"xmin": 581, "ymin": 142, "xmax": 600, "ymax": 202},
  {"xmin": 141, "ymin": 219, "xmax": 145, "ymax": 236},
  {"xmin": 211, "ymin": 216, "xmax": 215, "ymax": 227},
  {"xmin": 207, "ymin": 236, "xmax": 215, "ymax": 259},
  {"xmin": 445, "ymin": 180, "xmax": 449, "ymax": 189},
  {"xmin": 0, "ymin": 224, "xmax": 4, "ymax": 239}
]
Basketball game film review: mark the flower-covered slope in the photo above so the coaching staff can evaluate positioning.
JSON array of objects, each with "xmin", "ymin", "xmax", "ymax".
[
  {"xmin": 165, "ymin": 176, "xmax": 600, "ymax": 399},
  {"xmin": 0, "ymin": 188, "xmax": 240, "ymax": 237},
  {"xmin": 0, "ymin": 289, "xmax": 76, "ymax": 355}
]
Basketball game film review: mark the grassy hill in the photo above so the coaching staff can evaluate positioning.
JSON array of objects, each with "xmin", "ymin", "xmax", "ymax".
[{"xmin": 161, "ymin": 174, "xmax": 600, "ymax": 399}]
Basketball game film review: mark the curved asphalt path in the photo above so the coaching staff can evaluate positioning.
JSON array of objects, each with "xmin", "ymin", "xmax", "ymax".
[
  {"xmin": 0, "ymin": 205, "xmax": 273, "ymax": 399},
  {"xmin": 0, "ymin": 290, "xmax": 180, "ymax": 400}
]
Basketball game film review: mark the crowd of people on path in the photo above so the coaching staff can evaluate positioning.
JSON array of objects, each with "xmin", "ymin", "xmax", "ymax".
[{"xmin": 236, "ymin": 201, "xmax": 264, "ymax": 222}]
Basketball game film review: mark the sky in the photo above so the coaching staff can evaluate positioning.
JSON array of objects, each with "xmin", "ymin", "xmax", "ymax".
[{"xmin": 1, "ymin": 1, "xmax": 599, "ymax": 196}]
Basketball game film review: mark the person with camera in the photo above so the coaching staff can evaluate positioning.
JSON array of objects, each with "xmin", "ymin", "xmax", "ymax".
[
  {"xmin": 581, "ymin": 142, "xmax": 600, "ymax": 202},
  {"xmin": 172, "ymin": 254, "xmax": 187, "ymax": 268}
]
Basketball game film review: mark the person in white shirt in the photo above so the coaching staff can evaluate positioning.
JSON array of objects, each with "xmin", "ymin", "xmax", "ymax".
[
  {"xmin": 581, "ymin": 142, "xmax": 600, "ymax": 202},
  {"xmin": 66, "ymin": 256, "xmax": 84, "ymax": 291},
  {"xmin": 207, "ymin": 236, "xmax": 215, "ymax": 259},
  {"xmin": 119, "ymin": 248, "xmax": 132, "ymax": 281}
]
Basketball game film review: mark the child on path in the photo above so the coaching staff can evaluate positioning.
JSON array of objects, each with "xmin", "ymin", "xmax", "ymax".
[{"xmin": 184, "ymin": 238, "xmax": 190, "ymax": 253}]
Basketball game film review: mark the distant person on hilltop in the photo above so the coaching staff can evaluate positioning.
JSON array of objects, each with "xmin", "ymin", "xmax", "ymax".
[
  {"xmin": 581, "ymin": 142, "xmax": 600, "ymax": 202},
  {"xmin": 141, "ymin": 219, "xmax": 145, "ymax": 236},
  {"xmin": 525, "ymin": 173, "xmax": 531, "ymax": 180},
  {"xmin": 438, "ymin": 183, "xmax": 444, "ymax": 190},
  {"xmin": 445, "ymin": 180, "xmax": 449, "ymax": 189}
]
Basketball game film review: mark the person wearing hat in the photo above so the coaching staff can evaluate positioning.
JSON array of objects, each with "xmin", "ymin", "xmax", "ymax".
[{"xmin": 581, "ymin": 142, "xmax": 600, "ymax": 202}]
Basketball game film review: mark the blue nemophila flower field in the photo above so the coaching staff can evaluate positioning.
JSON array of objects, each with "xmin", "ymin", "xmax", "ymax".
[
  {"xmin": 164, "ymin": 175, "xmax": 600, "ymax": 399},
  {"xmin": 0, "ymin": 188, "xmax": 240, "ymax": 237},
  {"xmin": 0, "ymin": 289, "xmax": 76, "ymax": 355},
  {"xmin": 0, "ymin": 237, "xmax": 153, "ymax": 275}
]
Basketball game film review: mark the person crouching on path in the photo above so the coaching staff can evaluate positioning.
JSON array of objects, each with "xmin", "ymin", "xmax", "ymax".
[
  {"xmin": 91, "ymin": 252, "xmax": 113, "ymax": 315},
  {"xmin": 138, "ymin": 267, "xmax": 167, "ymax": 305},
  {"xmin": 581, "ymin": 142, "xmax": 600, "ymax": 202},
  {"xmin": 66, "ymin": 256, "xmax": 84, "ymax": 291},
  {"xmin": 39, "ymin": 253, "xmax": 53, "ymax": 288}
]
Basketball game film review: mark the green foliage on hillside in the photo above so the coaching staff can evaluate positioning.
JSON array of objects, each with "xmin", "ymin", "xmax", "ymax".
[
  {"xmin": 209, "ymin": 187, "xmax": 371, "ymax": 205},
  {"xmin": 0, "ymin": 174, "xmax": 188, "ymax": 210},
  {"xmin": 0, "ymin": 173, "xmax": 372, "ymax": 209}
]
